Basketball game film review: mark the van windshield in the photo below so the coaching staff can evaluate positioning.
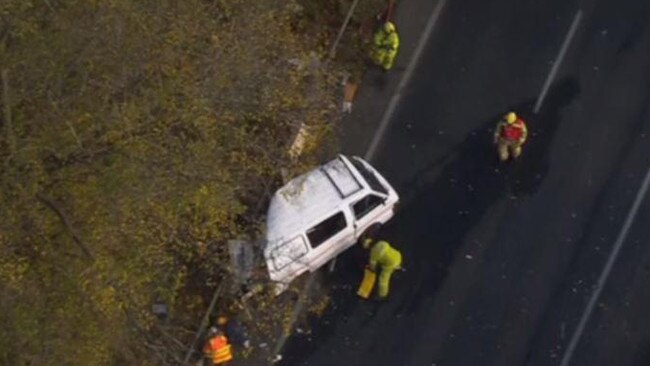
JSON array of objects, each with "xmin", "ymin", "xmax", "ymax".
[{"xmin": 351, "ymin": 158, "xmax": 388, "ymax": 195}]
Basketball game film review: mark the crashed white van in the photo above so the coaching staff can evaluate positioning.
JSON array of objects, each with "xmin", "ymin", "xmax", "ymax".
[{"xmin": 264, "ymin": 155, "xmax": 399, "ymax": 293}]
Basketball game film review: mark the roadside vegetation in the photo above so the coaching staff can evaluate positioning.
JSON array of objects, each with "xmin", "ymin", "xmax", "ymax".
[{"xmin": 0, "ymin": 0, "xmax": 383, "ymax": 364}]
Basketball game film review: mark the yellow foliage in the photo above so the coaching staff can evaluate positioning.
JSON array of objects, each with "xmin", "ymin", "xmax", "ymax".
[{"xmin": 0, "ymin": 0, "xmax": 339, "ymax": 364}]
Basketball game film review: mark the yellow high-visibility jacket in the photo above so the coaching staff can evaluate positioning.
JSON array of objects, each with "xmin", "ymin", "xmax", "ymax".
[
  {"xmin": 203, "ymin": 335, "xmax": 233, "ymax": 365},
  {"xmin": 369, "ymin": 240, "xmax": 402, "ymax": 271},
  {"xmin": 373, "ymin": 30, "xmax": 400, "ymax": 53}
]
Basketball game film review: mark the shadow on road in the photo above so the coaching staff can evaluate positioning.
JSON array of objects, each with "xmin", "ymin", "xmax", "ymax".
[{"xmin": 279, "ymin": 79, "xmax": 580, "ymax": 365}]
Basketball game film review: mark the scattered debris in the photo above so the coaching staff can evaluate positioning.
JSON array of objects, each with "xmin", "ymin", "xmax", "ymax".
[
  {"xmin": 152, "ymin": 302, "xmax": 168, "ymax": 321},
  {"xmin": 288, "ymin": 123, "xmax": 311, "ymax": 160},
  {"xmin": 270, "ymin": 354, "xmax": 283, "ymax": 363},
  {"xmin": 228, "ymin": 239, "xmax": 255, "ymax": 294}
]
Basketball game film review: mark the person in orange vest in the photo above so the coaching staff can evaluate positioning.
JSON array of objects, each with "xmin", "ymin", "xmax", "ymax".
[
  {"xmin": 493, "ymin": 111, "xmax": 528, "ymax": 162},
  {"xmin": 203, "ymin": 327, "xmax": 233, "ymax": 365}
]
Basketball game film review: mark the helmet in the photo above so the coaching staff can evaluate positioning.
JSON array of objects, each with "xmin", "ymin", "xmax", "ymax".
[
  {"xmin": 362, "ymin": 238, "xmax": 374, "ymax": 249},
  {"xmin": 383, "ymin": 22, "xmax": 396, "ymax": 33},
  {"xmin": 217, "ymin": 316, "xmax": 228, "ymax": 326},
  {"xmin": 505, "ymin": 112, "xmax": 517, "ymax": 124}
]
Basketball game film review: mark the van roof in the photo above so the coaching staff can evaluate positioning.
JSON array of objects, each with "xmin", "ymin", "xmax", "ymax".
[{"xmin": 266, "ymin": 155, "xmax": 364, "ymax": 243}]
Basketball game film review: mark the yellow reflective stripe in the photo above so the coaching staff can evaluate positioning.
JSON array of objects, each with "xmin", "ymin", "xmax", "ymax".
[{"xmin": 215, "ymin": 344, "xmax": 233, "ymax": 363}]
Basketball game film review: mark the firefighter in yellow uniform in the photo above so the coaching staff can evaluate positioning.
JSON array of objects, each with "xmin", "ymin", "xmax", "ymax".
[
  {"xmin": 371, "ymin": 22, "xmax": 400, "ymax": 71},
  {"xmin": 363, "ymin": 238, "xmax": 402, "ymax": 298},
  {"xmin": 203, "ymin": 327, "xmax": 233, "ymax": 365},
  {"xmin": 493, "ymin": 111, "xmax": 528, "ymax": 162}
]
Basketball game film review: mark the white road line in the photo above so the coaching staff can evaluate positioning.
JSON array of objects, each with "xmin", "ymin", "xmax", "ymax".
[
  {"xmin": 329, "ymin": 0, "xmax": 447, "ymax": 300},
  {"xmin": 364, "ymin": 0, "xmax": 448, "ymax": 161},
  {"xmin": 533, "ymin": 10, "xmax": 583, "ymax": 114},
  {"xmin": 560, "ymin": 165, "xmax": 650, "ymax": 366}
]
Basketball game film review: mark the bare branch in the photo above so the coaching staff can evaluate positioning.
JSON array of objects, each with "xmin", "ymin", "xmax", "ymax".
[
  {"xmin": 42, "ymin": 0, "xmax": 56, "ymax": 13},
  {"xmin": 154, "ymin": 323, "xmax": 191, "ymax": 352},
  {"xmin": 36, "ymin": 193, "xmax": 95, "ymax": 261},
  {"xmin": 64, "ymin": 118, "xmax": 83, "ymax": 149},
  {"xmin": 143, "ymin": 342, "xmax": 172, "ymax": 366},
  {"xmin": 2, "ymin": 69, "xmax": 15, "ymax": 157},
  {"xmin": 183, "ymin": 283, "xmax": 223, "ymax": 365}
]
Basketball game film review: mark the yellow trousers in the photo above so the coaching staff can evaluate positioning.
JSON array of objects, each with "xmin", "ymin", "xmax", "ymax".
[
  {"xmin": 377, "ymin": 251, "xmax": 402, "ymax": 298},
  {"xmin": 372, "ymin": 49, "xmax": 397, "ymax": 71},
  {"xmin": 497, "ymin": 139, "xmax": 522, "ymax": 161}
]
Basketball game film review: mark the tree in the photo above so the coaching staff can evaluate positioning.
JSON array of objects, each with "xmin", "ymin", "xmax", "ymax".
[{"xmin": 0, "ymin": 0, "xmax": 337, "ymax": 364}]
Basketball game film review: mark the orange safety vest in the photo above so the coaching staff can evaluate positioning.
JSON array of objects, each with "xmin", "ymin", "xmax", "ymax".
[{"xmin": 204, "ymin": 335, "xmax": 233, "ymax": 364}]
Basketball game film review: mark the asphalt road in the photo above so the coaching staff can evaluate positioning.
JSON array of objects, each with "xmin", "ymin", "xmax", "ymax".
[{"xmin": 280, "ymin": 0, "xmax": 650, "ymax": 365}]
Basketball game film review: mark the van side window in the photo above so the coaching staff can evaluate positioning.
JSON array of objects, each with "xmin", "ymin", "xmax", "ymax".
[
  {"xmin": 351, "ymin": 159, "xmax": 388, "ymax": 195},
  {"xmin": 306, "ymin": 212, "xmax": 347, "ymax": 248},
  {"xmin": 353, "ymin": 194, "xmax": 384, "ymax": 220}
]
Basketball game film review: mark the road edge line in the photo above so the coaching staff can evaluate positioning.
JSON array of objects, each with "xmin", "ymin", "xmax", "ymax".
[
  {"xmin": 364, "ymin": 0, "xmax": 448, "ymax": 161},
  {"xmin": 560, "ymin": 164, "xmax": 650, "ymax": 366},
  {"xmin": 533, "ymin": 9, "xmax": 582, "ymax": 114}
]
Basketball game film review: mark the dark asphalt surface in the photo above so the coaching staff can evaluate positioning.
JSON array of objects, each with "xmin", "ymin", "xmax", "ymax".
[{"xmin": 280, "ymin": 0, "xmax": 650, "ymax": 365}]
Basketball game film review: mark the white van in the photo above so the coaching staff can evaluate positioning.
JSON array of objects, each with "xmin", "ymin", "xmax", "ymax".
[{"xmin": 264, "ymin": 155, "xmax": 399, "ymax": 293}]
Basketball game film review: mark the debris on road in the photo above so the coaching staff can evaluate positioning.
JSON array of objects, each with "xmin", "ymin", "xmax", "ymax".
[{"xmin": 270, "ymin": 354, "xmax": 283, "ymax": 363}]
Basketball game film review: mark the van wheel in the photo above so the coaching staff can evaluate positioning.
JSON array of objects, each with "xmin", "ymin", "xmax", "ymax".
[{"xmin": 357, "ymin": 223, "xmax": 382, "ymax": 246}]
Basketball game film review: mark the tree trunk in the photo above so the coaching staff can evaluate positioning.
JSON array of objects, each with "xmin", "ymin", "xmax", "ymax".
[{"xmin": 36, "ymin": 193, "xmax": 95, "ymax": 261}]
